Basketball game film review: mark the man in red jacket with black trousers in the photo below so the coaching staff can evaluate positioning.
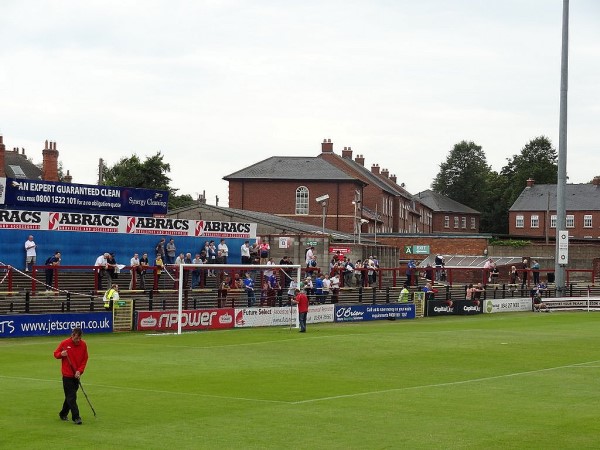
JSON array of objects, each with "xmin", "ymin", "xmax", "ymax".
[{"xmin": 53, "ymin": 327, "xmax": 89, "ymax": 425}]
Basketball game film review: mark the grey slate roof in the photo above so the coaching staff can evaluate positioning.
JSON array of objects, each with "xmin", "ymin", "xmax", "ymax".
[
  {"xmin": 4, "ymin": 150, "xmax": 43, "ymax": 180},
  {"xmin": 414, "ymin": 190, "xmax": 480, "ymax": 214},
  {"xmin": 173, "ymin": 202, "xmax": 362, "ymax": 242},
  {"xmin": 510, "ymin": 184, "xmax": 600, "ymax": 211},
  {"xmin": 224, "ymin": 156, "xmax": 356, "ymax": 181}
]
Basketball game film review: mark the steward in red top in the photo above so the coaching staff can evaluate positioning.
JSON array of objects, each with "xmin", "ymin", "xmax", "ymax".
[{"xmin": 292, "ymin": 288, "xmax": 309, "ymax": 332}]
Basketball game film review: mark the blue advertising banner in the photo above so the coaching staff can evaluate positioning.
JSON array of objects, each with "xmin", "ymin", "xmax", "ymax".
[
  {"xmin": 334, "ymin": 304, "xmax": 416, "ymax": 322},
  {"xmin": 0, "ymin": 177, "xmax": 168, "ymax": 215},
  {"xmin": 0, "ymin": 312, "xmax": 113, "ymax": 338}
]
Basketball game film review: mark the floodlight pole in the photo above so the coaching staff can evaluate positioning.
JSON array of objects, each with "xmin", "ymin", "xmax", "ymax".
[{"xmin": 554, "ymin": 0, "xmax": 569, "ymax": 293}]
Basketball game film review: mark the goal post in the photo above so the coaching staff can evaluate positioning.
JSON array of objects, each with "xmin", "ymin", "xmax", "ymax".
[{"xmin": 177, "ymin": 263, "xmax": 302, "ymax": 335}]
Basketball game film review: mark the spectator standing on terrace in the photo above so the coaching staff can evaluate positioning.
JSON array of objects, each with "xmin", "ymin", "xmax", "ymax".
[
  {"xmin": 45, "ymin": 251, "xmax": 61, "ymax": 289},
  {"xmin": 292, "ymin": 288, "xmax": 309, "ymax": 332},
  {"xmin": 103, "ymin": 284, "xmax": 119, "ymax": 310},
  {"xmin": 241, "ymin": 241, "xmax": 251, "ymax": 265},
  {"xmin": 531, "ymin": 259, "xmax": 540, "ymax": 285},
  {"xmin": 473, "ymin": 283, "xmax": 484, "ymax": 306},
  {"xmin": 139, "ymin": 252, "xmax": 150, "ymax": 290},
  {"xmin": 321, "ymin": 274, "xmax": 331, "ymax": 303},
  {"xmin": 244, "ymin": 272, "xmax": 256, "ymax": 307},
  {"xmin": 207, "ymin": 241, "xmax": 217, "ymax": 276},
  {"xmin": 166, "ymin": 239, "xmax": 176, "ymax": 265},
  {"xmin": 287, "ymin": 279, "xmax": 298, "ymax": 304},
  {"xmin": 191, "ymin": 253, "xmax": 203, "ymax": 289},
  {"xmin": 330, "ymin": 273, "xmax": 340, "ymax": 303},
  {"xmin": 406, "ymin": 259, "xmax": 416, "ymax": 286},
  {"xmin": 218, "ymin": 239, "xmax": 229, "ymax": 264},
  {"xmin": 521, "ymin": 258, "xmax": 529, "ymax": 289},
  {"xmin": 54, "ymin": 327, "xmax": 88, "ymax": 425},
  {"xmin": 24, "ymin": 235, "xmax": 36, "ymax": 272},
  {"xmin": 509, "ymin": 265, "xmax": 519, "ymax": 286},
  {"xmin": 129, "ymin": 253, "xmax": 140, "ymax": 290},
  {"xmin": 343, "ymin": 257, "xmax": 354, "ymax": 287},
  {"xmin": 305, "ymin": 246, "xmax": 315, "ymax": 267},
  {"xmin": 106, "ymin": 252, "xmax": 118, "ymax": 281},
  {"xmin": 155, "ymin": 254, "xmax": 165, "ymax": 287},
  {"xmin": 94, "ymin": 252, "xmax": 111, "ymax": 290},
  {"xmin": 434, "ymin": 254, "xmax": 444, "ymax": 281},
  {"xmin": 259, "ymin": 240, "xmax": 270, "ymax": 265},
  {"xmin": 155, "ymin": 238, "xmax": 166, "ymax": 260}
]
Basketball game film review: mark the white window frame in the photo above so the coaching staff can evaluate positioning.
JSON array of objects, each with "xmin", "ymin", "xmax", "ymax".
[
  {"xmin": 531, "ymin": 215, "xmax": 539, "ymax": 228},
  {"xmin": 444, "ymin": 216, "xmax": 450, "ymax": 228},
  {"xmin": 461, "ymin": 217, "xmax": 466, "ymax": 229},
  {"xmin": 295, "ymin": 186, "xmax": 309, "ymax": 215},
  {"xmin": 454, "ymin": 216, "xmax": 459, "ymax": 228},
  {"xmin": 566, "ymin": 215, "xmax": 575, "ymax": 228},
  {"xmin": 516, "ymin": 215, "xmax": 524, "ymax": 228},
  {"xmin": 550, "ymin": 215, "xmax": 557, "ymax": 228},
  {"xmin": 584, "ymin": 215, "xmax": 592, "ymax": 228},
  {"xmin": 470, "ymin": 217, "xmax": 476, "ymax": 229}
]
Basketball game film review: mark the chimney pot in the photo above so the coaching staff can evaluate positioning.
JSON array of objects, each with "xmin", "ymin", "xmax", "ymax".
[
  {"xmin": 342, "ymin": 146, "xmax": 353, "ymax": 159},
  {"xmin": 526, "ymin": 178, "xmax": 535, "ymax": 188},
  {"xmin": 355, "ymin": 154, "xmax": 365, "ymax": 166},
  {"xmin": 371, "ymin": 164, "xmax": 380, "ymax": 175},
  {"xmin": 592, "ymin": 176, "xmax": 600, "ymax": 186},
  {"xmin": 321, "ymin": 138, "xmax": 334, "ymax": 153}
]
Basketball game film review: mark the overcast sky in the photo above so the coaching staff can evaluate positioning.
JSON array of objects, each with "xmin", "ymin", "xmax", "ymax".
[{"xmin": 1, "ymin": 1, "xmax": 598, "ymax": 207}]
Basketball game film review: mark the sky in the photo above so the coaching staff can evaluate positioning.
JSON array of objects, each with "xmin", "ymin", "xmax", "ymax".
[{"xmin": 1, "ymin": 1, "xmax": 599, "ymax": 207}]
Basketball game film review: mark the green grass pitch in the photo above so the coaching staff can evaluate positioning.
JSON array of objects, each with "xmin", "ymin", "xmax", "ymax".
[{"xmin": 1, "ymin": 312, "xmax": 600, "ymax": 449}]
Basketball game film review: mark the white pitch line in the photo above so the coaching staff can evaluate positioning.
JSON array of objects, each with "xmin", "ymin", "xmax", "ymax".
[{"xmin": 291, "ymin": 359, "xmax": 600, "ymax": 405}]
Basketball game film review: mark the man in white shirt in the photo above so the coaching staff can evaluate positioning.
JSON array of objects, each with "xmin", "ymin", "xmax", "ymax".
[
  {"xmin": 25, "ymin": 235, "xmax": 37, "ymax": 272},
  {"xmin": 305, "ymin": 246, "xmax": 314, "ymax": 267},
  {"xmin": 95, "ymin": 252, "xmax": 111, "ymax": 290},
  {"xmin": 129, "ymin": 253, "xmax": 140, "ymax": 289},
  {"xmin": 218, "ymin": 239, "xmax": 229, "ymax": 264},
  {"xmin": 240, "ymin": 241, "xmax": 251, "ymax": 264}
]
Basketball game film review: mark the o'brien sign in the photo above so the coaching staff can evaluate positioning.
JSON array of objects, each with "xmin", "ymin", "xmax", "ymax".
[{"xmin": 0, "ymin": 177, "xmax": 169, "ymax": 215}]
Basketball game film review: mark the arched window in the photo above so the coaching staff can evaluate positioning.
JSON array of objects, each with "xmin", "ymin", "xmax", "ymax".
[{"xmin": 295, "ymin": 186, "xmax": 309, "ymax": 215}]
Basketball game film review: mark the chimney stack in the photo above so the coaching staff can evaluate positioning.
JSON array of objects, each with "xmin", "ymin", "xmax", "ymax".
[
  {"xmin": 0, "ymin": 135, "xmax": 5, "ymax": 178},
  {"xmin": 63, "ymin": 169, "xmax": 72, "ymax": 183},
  {"xmin": 526, "ymin": 178, "xmax": 535, "ymax": 188},
  {"xmin": 381, "ymin": 168, "xmax": 389, "ymax": 178},
  {"xmin": 342, "ymin": 146, "xmax": 353, "ymax": 159},
  {"xmin": 42, "ymin": 140, "xmax": 60, "ymax": 181},
  {"xmin": 355, "ymin": 154, "xmax": 365, "ymax": 166},
  {"xmin": 390, "ymin": 174, "xmax": 397, "ymax": 184},
  {"xmin": 592, "ymin": 176, "xmax": 600, "ymax": 187},
  {"xmin": 371, "ymin": 164, "xmax": 380, "ymax": 175},
  {"xmin": 321, "ymin": 138, "xmax": 333, "ymax": 153}
]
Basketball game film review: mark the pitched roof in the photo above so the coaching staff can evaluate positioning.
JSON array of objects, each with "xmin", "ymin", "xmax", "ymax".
[
  {"xmin": 320, "ymin": 153, "xmax": 402, "ymax": 197},
  {"xmin": 223, "ymin": 156, "xmax": 356, "ymax": 181},
  {"xmin": 510, "ymin": 184, "xmax": 600, "ymax": 211},
  {"xmin": 4, "ymin": 150, "xmax": 43, "ymax": 180},
  {"xmin": 414, "ymin": 190, "xmax": 480, "ymax": 214}
]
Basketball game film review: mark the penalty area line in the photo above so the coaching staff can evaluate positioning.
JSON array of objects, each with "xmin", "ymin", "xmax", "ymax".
[{"xmin": 291, "ymin": 359, "xmax": 600, "ymax": 405}]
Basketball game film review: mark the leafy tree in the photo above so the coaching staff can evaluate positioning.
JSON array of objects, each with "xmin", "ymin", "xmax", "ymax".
[
  {"xmin": 102, "ymin": 152, "xmax": 195, "ymax": 210},
  {"xmin": 500, "ymin": 136, "xmax": 558, "ymax": 209},
  {"xmin": 431, "ymin": 140, "xmax": 492, "ymax": 213}
]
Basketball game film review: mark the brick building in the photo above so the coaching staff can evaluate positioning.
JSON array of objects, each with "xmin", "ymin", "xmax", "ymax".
[
  {"xmin": 509, "ymin": 178, "xmax": 600, "ymax": 239},
  {"xmin": 414, "ymin": 190, "xmax": 480, "ymax": 233},
  {"xmin": 0, "ymin": 135, "xmax": 67, "ymax": 182},
  {"xmin": 224, "ymin": 139, "xmax": 470, "ymax": 236}
]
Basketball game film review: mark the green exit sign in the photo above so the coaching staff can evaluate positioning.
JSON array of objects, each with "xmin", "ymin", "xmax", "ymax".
[{"xmin": 405, "ymin": 245, "xmax": 430, "ymax": 255}]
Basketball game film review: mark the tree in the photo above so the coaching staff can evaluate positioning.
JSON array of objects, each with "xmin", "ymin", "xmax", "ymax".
[
  {"xmin": 102, "ymin": 152, "xmax": 195, "ymax": 210},
  {"xmin": 431, "ymin": 140, "xmax": 492, "ymax": 213},
  {"xmin": 500, "ymin": 136, "xmax": 558, "ymax": 208}
]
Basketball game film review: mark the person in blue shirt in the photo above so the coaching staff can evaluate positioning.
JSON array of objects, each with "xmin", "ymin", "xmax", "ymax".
[
  {"xmin": 314, "ymin": 275, "xmax": 324, "ymax": 304},
  {"xmin": 406, "ymin": 259, "xmax": 416, "ymax": 286},
  {"xmin": 243, "ymin": 272, "xmax": 255, "ymax": 307}
]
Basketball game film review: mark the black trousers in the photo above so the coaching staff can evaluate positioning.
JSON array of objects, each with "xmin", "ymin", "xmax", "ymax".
[{"xmin": 59, "ymin": 376, "xmax": 80, "ymax": 420}]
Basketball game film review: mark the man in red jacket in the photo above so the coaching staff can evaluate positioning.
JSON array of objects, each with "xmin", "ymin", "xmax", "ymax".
[
  {"xmin": 291, "ymin": 288, "xmax": 309, "ymax": 333},
  {"xmin": 53, "ymin": 327, "xmax": 89, "ymax": 425}
]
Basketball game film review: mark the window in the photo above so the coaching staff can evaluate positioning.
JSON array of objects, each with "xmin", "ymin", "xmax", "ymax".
[
  {"xmin": 461, "ymin": 217, "xmax": 466, "ymax": 228},
  {"xmin": 295, "ymin": 186, "xmax": 309, "ymax": 215},
  {"xmin": 584, "ymin": 215, "xmax": 592, "ymax": 228},
  {"xmin": 454, "ymin": 216, "xmax": 459, "ymax": 228},
  {"xmin": 550, "ymin": 215, "xmax": 557, "ymax": 228},
  {"xmin": 444, "ymin": 216, "xmax": 450, "ymax": 228},
  {"xmin": 531, "ymin": 215, "xmax": 539, "ymax": 228},
  {"xmin": 566, "ymin": 215, "xmax": 575, "ymax": 228},
  {"xmin": 516, "ymin": 215, "xmax": 524, "ymax": 228},
  {"xmin": 470, "ymin": 217, "xmax": 476, "ymax": 229}
]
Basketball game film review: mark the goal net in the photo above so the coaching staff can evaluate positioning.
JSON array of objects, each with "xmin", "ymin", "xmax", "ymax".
[{"xmin": 176, "ymin": 263, "xmax": 302, "ymax": 334}]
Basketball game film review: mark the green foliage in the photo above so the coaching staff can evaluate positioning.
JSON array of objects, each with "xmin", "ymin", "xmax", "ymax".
[
  {"xmin": 488, "ymin": 238, "xmax": 531, "ymax": 248},
  {"xmin": 431, "ymin": 140, "xmax": 492, "ymax": 213},
  {"xmin": 102, "ymin": 152, "xmax": 194, "ymax": 210}
]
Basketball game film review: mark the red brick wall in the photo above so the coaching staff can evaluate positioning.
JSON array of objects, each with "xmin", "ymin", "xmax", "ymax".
[
  {"xmin": 378, "ymin": 235, "xmax": 488, "ymax": 262},
  {"xmin": 509, "ymin": 210, "xmax": 600, "ymax": 239},
  {"xmin": 432, "ymin": 212, "xmax": 479, "ymax": 233}
]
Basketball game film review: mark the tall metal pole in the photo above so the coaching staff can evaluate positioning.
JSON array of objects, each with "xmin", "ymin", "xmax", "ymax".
[{"xmin": 555, "ymin": 0, "xmax": 569, "ymax": 293}]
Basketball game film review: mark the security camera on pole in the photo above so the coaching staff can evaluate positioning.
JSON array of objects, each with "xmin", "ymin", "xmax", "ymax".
[{"xmin": 315, "ymin": 194, "xmax": 329, "ymax": 236}]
